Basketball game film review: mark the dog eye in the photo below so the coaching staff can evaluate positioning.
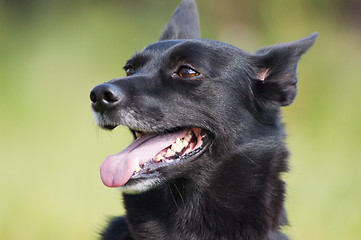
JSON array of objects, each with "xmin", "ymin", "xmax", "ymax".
[
  {"xmin": 125, "ymin": 67, "xmax": 135, "ymax": 76},
  {"xmin": 177, "ymin": 66, "xmax": 199, "ymax": 78}
]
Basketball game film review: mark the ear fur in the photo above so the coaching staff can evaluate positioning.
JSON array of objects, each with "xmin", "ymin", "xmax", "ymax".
[
  {"xmin": 252, "ymin": 33, "xmax": 318, "ymax": 106},
  {"xmin": 159, "ymin": 0, "xmax": 201, "ymax": 41}
]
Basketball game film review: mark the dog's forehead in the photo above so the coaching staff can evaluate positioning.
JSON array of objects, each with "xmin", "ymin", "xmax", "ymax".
[
  {"xmin": 140, "ymin": 38, "xmax": 245, "ymax": 60},
  {"xmin": 143, "ymin": 40, "xmax": 184, "ymax": 52},
  {"xmin": 143, "ymin": 39, "xmax": 241, "ymax": 54}
]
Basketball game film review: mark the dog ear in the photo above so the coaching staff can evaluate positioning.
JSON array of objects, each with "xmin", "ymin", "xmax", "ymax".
[
  {"xmin": 252, "ymin": 33, "xmax": 318, "ymax": 106},
  {"xmin": 159, "ymin": 0, "xmax": 201, "ymax": 41}
]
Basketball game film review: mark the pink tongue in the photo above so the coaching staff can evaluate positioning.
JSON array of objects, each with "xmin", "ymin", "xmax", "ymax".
[{"xmin": 100, "ymin": 129, "xmax": 187, "ymax": 188}]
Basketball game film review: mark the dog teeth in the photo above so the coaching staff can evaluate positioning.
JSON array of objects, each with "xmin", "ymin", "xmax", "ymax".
[
  {"xmin": 153, "ymin": 130, "xmax": 194, "ymax": 161},
  {"xmin": 182, "ymin": 140, "xmax": 189, "ymax": 147},
  {"xmin": 154, "ymin": 154, "xmax": 164, "ymax": 162},
  {"xmin": 134, "ymin": 157, "xmax": 141, "ymax": 172},
  {"xmin": 182, "ymin": 130, "xmax": 193, "ymax": 146},
  {"xmin": 165, "ymin": 148, "xmax": 175, "ymax": 158},
  {"xmin": 171, "ymin": 143, "xmax": 177, "ymax": 152},
  {"xmin": 171, "ymin": 138, "xmax": 184, "ymax": 153},
  {"xmin": 184, "ymin": 130, "xmax": 192, "ymax": 142}
]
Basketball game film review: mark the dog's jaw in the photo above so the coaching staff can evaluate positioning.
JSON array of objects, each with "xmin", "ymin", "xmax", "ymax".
[{"xmin": 120, "ymin": 177, "xmax": 161, "ymax": 194}]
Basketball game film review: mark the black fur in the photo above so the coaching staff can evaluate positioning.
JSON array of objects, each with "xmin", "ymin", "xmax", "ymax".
[{"xmin": 90, "ymin": 0, "xmax": 317, "ymax": 239}]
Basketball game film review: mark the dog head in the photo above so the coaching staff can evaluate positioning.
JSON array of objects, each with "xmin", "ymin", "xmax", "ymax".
[{"xmin": 90, "ymin": 0, "xmax": 317, "ymax": 193}]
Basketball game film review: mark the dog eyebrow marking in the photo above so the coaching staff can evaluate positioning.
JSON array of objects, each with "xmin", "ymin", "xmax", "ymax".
[
  {"xmin": 257, "ymin": 68, "xmax": 271, "ymax": 81},
  {"xmin": 125, "ymin": 53, "xmax": 151, "ymax": 69},
  {"xmin": 164, "ymin": 42, "xmax": 208, "ymax": 73}
]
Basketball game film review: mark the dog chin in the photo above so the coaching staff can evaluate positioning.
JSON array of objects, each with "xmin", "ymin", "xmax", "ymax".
[{"xmin": 119, "ymin": 178, "xmax": 162, "ymax": 194}]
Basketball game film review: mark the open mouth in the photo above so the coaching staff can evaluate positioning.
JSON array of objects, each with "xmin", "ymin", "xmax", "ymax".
[{"xmin": 100, "ymin": 127, "xmax": 212, "ymax": 188}]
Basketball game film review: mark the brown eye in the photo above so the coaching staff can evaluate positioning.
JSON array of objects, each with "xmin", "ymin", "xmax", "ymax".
[
  {"xmin": 178, "ymin": 66, "xmax": 199, "ymax": 78},
  {"xmin": 125, "ymin": 67, "xmax": 135, "ymax": 76}
]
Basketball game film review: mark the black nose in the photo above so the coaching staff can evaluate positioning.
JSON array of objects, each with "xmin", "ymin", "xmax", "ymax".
[{"xmin": 90, "ymin": 83, "xmax": 124, "ymax": 112}]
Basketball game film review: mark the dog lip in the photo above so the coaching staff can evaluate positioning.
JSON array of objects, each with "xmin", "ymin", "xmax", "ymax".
[{"xmin": 102, "ymin": 124, "xmax": 118, "ymax": 130}]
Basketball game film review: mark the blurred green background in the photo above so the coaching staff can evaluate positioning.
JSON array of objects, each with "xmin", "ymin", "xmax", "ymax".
[{"xmin": 1, "ymin": 0, "xmax": 360, "ymax": 239}]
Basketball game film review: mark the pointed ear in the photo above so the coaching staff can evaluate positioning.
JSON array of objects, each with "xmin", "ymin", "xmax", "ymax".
[
  {"xmin": 252, "ymin": 33, "xmax": 318, "ymax": 107},
  {"xmin": 159, "ymin": 0, "xmax": 201, "ymax": 41}
]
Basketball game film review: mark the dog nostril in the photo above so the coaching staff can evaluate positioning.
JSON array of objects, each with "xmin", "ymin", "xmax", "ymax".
[
  {"xmin": 103, "ymin": 90, "xmax": 119, "ymax": 103},
  {"xmin": 90, "ymin": 91, "xmax": 97, "ymax": 103}
]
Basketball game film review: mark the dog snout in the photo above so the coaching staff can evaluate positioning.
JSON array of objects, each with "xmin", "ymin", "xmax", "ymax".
[{"xmin": 90, "ymin": 83, "xmax": 124, "ymax": 112}]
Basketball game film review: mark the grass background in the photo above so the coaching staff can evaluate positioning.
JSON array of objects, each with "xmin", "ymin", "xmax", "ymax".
[{"xmin": 1, "ymin": 0, "xmax": 360, "ymax": 239}]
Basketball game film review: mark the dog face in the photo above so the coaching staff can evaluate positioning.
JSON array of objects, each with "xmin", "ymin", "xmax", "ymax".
[{"xmin": 90, "ymin": 0, "xmax": 317, "ymax": 193}]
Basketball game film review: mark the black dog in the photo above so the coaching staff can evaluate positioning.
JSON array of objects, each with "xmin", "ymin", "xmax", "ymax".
[{"xmin": 90, "ymin": 0, "xmax": 317, "ymax": 239}]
